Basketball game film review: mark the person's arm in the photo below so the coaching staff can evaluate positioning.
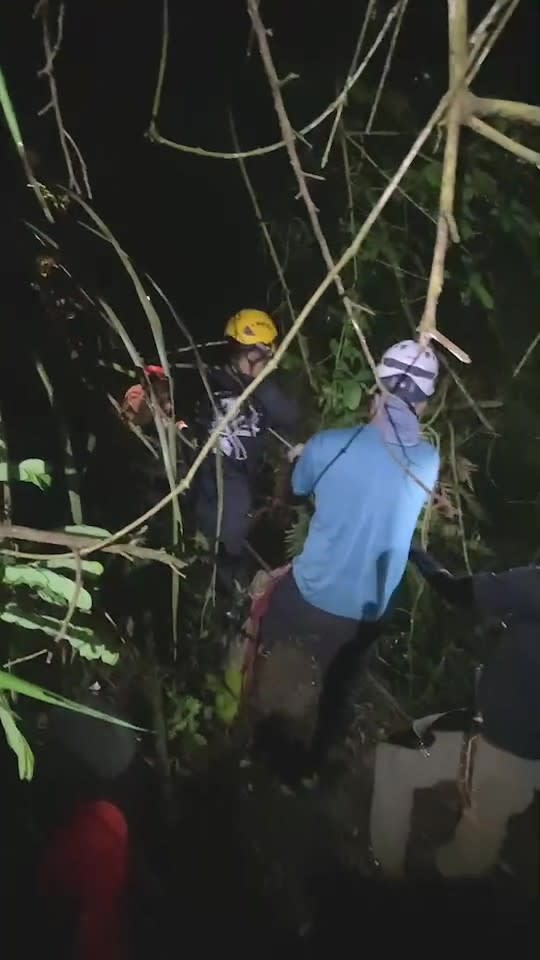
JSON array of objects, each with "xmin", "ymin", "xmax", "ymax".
[
  {"xmin": 409, "ymin": 545, "xmax": 475, "ymax": 609},
  {"xmin": 253, "ymin": 377, "xmax": 299, "ymax": 432},
  {"xmin": 291, "ymin": 436, "xmax": 318, "ymax": 498}
]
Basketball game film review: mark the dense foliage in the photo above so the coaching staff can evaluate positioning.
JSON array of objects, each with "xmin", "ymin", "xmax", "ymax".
[{"xmin": 0, "ymin": 4, "xmax": 539, "ymax": 778}]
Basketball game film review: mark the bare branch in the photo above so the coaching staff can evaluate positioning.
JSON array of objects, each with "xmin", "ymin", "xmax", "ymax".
[
  {"xmin": 150, "ymin": 0, "xmax": 169, "ymax": 124},
  {"xmin": 321, "ymin": 0, "xmax": 395, "ymax": 166},
  {"xmin": 36, "ymin": 2, "xmax": 84, "ymax": 195},
  {"xmin": 321, "ymin": 0, "xmax": 377, "ymax": 160},
  {"xmin": 418, "ymin": 0, "xmax": 469, "ymax": 347},
  {"xmin": 467, "ymin": 115, "xmax": 540, "ymax": 167},
  {"xmin": 229, "ymin": 113, "xmax": 316, "ymax": 389},
  {"xmin": 365, "ymin": 0, "xmax": 409, "ymax": 136},
  {"xmin": 149, "ymin": 1, "xmax": 400, "ymax": 161},
  {"xmin": 0, "ymin": 525, "xmax": 187, "ymax": 573},
  {"xmin": 465, "ymin": 94, "xmax": 540, "ymax": 127},
  {"xmin": 247, "ymin": 0, "xmax": 379, "ymax": 385}
]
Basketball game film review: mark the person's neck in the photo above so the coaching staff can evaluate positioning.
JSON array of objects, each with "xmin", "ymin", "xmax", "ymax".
[{"xmin": 371, "ymin": 394, "xmax": 420, "ymax": 447}]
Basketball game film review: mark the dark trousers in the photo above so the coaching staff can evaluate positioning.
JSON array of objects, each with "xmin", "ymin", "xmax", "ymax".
[
  {"xmin": 252, "ymin": 571, "xmax": 380, "ymax": 782},
  {"xmin": 194, "ymin": 461, "xmax": 253, "ymax": 594}
]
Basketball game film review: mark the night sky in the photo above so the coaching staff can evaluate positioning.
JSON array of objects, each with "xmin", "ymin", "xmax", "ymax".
[
  {"xmin": 2, "ymin": 2, "xmax": 537, "ymax": 323},
  {"xmin": 0, "ymin": 0, "xmax": 537, "ymax": 469}
]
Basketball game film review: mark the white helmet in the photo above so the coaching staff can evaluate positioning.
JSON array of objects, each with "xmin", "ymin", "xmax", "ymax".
[{"xmin": 376, "ymin": 339, "xmax": 439, "ymax": 399}]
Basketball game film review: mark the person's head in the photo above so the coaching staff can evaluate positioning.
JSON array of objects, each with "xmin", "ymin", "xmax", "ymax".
[
  {"xmin": 122, "ymin": 365, "xmax": 171, "ymax": 426},
  {"xmin": 225, "ymin": 309, "xmax": 278, "ymax": 380},
  {"xmin": 34, "ymin": 693, "xmax": 138, "ymax": 830},
  {"xmin": 145, "ymin": 365, "xmax": 172, "ymax": 415},
  {"xmin": 374, "ymin": 339, "xmax": 439, "ymax": 417}
]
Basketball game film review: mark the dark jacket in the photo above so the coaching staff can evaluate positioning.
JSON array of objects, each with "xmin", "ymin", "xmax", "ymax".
[
  {"xmin": 409, "ymin": 546, "xmax": 540, "ymax": 760},
  {"xmin": 195, "ymin": 366, "xmax": 299, "ymax": 480}
]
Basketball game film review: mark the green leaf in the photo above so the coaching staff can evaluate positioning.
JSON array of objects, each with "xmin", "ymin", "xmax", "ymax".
[
  {"xmin": 471, "ymin": 169, "xmax": 497, "ymax": 199},
  {"xmin": 42, "ymin": 558, "xmax": 104, "ymax": 577},
  {"xmin": 1, "ymin": 603, "xmax": 94, "ymax": 639},
  {"xmin": 2, "ymin": 565, "xmax": 92, "ymax": 611},
  {"xmin": 0, "ymin": 604, "xmax": 118, "ymax": 664},
  {"xmin": 0, "ymin": 459, "xmax": 52, "ymax": 490},
  {"xmin": 0, "ymin": 693, "xmax": 34, "ymax": 780},
  {"xmin": 469, "ymin": 272, "xmax": 494, "ymax": 310},
  {"xmin": 460, "ymin": 220, "xmax": 475, "ymax": 241},
  {"xmin": 223, "ymin": 666, "xmax": 242, "ymax": 699},
  {"xmin": 68, "ymin": 636, "xmax": 119, "ymax": 664},
  {"xmin": 0, "ymin": 670, "xmax": 146, "ymax": 730},
  {"xmin": 215, "ymin": 689, "xmax": 238, "ymax": 726},
  {"xmin": 342, "ymin": 380, "xmax": 363, "ymax": 411},
  {"xmin": 423, "ymin": 160, "xmax": 443, "ymax": 188},
  {"xmin": 64, "ymin": 524, "xmax": 112, "ymax": 539}
]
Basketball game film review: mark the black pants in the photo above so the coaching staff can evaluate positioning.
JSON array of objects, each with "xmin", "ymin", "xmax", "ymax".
[
  {"xmin": 194, "ymin": 461, "xmax": 253, "ymax": 594},
  {"xmin": 252, "ymin": 571, "xmax": 380, "ymax": 782}
]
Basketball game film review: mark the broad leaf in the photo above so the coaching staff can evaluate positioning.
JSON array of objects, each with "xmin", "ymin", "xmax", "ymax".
[
  {"xmin": 0, "ymin": 693, "xmax": 34, "ymax": 780},
  {"xmin": 43, "ymin": 558, "xmax": 104, "ymax": 577},
  {"xmin": 0, "ymin": 459, "xmax": 52, "ymax": 490},
  {"xmin": 469, "ymin": 272, "xmax": 494, "ymax": 310},
  {"xmin": 0, "ymin": 604, "xmax": 118, "ymax": 664},
  {"xmin": 64, "ymin": 524, "xmax": 112, "ymax": 539},
  {"xmin": 0, "ymin": 670, "xmax": 146, "ymax": 730},
  {"xmin": 342, "ymin": 380, "xmax": 363, "ymax": 411},
  {"xmin": 3, "ymin": 565, "xmax": 92, "ymax": 611}
]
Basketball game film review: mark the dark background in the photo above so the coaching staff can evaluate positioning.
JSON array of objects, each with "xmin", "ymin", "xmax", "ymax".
[
  {"xmin": 0, "ymin": 1, "xmax": 538, "ymax": 522},
  {"xmin": 1, "ymin": 1, "xmax": 538, "ymax": 325}
]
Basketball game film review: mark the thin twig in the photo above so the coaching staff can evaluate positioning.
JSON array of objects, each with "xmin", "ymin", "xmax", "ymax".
[
  {"xmin": 320, "ymin": 0, "xmax": 378, "ymax": 166},
  {"xmin": 150, "ymin": 0, "xmax": 169, "ymax": 123},
  {"xmin": 149, "ymin": 2, "xmax": 400, "ymax": 162},
  {"xmin": 390, "ymin": 248, "xmax": 496, "ymax": 434},
  {"xmin": 467, "ymin": 0, "xmax": 520, "ymax": 83},
  {"xmin": 247, "ymin": 0, "xmax": 380, "ymax": 385},
  {"xmin": 3, "ymin": 648, "xmax": 49, "ymax": 669},
  {"xmin": 64, "ymin": 130, "xmax": 92, "ymax": 198},
  {"xmin": 466, "ymin": 115, "xmax": 540, "ymax": 167},
  {"xmin": 52, "ymin": 548, "xmax": 82, "ymax": 646},
  {"xmin": 0, "ymin": 65, "xmax": 53, "ymax": 221},
  {"xmin": 346, "ymin": 134, "xmax": 437, "ymax": 224},
  {"xmin": 448, "ymin": 422, "xmax": 471, "ymax": 573},
  {"xmin": 365, "ymin": 0, "xmax": 409, "ymax": 135},
  {"xmin": 229, "ymin": 112, "xmax": 316, "ymax": 388},
  {"xmin": 0, "ymin": 525, "xmax": 187, "ymax": 573},
  {"xmin": 339, "ymin": 124, "xmax": 358, "ymax": 284},
  {"xmin": 36, "ymin": 2, "xmax": 82, "ymax": 194},
  {"xmin": 512, "ymin": 331, "xmax": 540, "ymax": 378}
]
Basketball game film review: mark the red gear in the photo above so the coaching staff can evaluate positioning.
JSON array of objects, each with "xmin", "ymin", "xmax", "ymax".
[{"xmin": 144, "ymin": 364, "xmax": 166, "ymax": 380}]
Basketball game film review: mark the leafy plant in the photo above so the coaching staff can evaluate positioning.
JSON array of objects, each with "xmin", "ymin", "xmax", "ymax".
[
  {"xmin": 0, "ymin": 669, "xmax": 144, "ymax": 780},
  {"xmin": 273, "ymin": 81, "xmax": 540, "ymax": 713},
  {"xmin": 0, "ymin": 445, "xmax": 123, "ymax": 774}
]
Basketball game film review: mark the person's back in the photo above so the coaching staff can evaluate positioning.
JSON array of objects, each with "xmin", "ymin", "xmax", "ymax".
[{"xmin": 292, "ymin": 421, "xmax": 439, "ymax": 621}]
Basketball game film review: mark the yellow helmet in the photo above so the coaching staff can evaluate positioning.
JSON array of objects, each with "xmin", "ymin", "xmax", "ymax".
[{"xmin": 225, "ymin": 309, "xmax": 278, "ymax": 347}]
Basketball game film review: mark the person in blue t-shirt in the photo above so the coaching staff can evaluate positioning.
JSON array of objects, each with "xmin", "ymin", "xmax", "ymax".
[{"xmin": 252, "ymin": 339, "xmax": 440, "ymax": 782}]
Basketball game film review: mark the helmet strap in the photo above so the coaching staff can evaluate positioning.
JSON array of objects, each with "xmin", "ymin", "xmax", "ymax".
[
  {"xmin": 376, "ymin": 389, "xmax": 419, "ymax": 421},
  {"xmin": 232, "ymin": 344, "xmax": 273, "ymax": 378}
]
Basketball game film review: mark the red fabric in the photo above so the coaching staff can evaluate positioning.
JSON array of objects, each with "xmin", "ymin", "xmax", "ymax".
[
  {"xmin": 242, "ymin": 564, "xmax": 291, "ymax": 696},
  {"xmin": 39, "ymin": 801, "xmax": 129, "ymax": 960},
  {"xmin": 144, "ymin": 365, "xmax": 166, "ymax": 379},
  {"xmin": 122, "ymin": 384, "xmax": 146, "ymax": 415},
  {"xmin": 250, "ymin": 565, "xmax": 291, "ymax": 632}
]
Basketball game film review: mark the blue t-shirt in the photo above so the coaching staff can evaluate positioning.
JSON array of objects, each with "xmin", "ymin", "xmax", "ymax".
[{"xmin": 292, "ymin": 423, "xmax": 440, "ymax": 621}]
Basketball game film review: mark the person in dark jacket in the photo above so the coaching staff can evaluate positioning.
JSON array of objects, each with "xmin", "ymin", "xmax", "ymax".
[
  {"xmin": 194, "ymin": 309, "xmax": 299, "ymax": 594},
  {"xmin": 409, "ymin": 545, "xmax": 540, "ymax": 877}
]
